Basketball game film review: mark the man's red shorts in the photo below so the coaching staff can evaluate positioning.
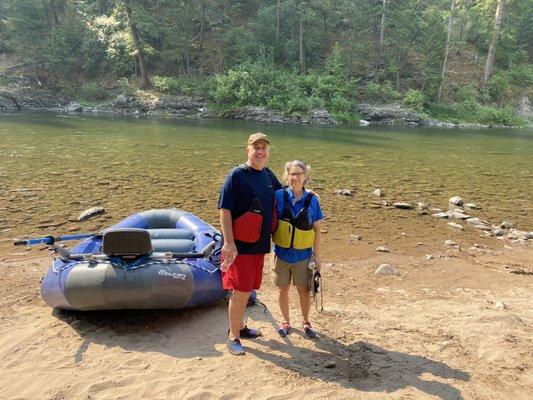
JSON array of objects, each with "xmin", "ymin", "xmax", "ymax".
[{"xmin": 222, "ymin": 254, "xmax": 265, "ymax": 292}]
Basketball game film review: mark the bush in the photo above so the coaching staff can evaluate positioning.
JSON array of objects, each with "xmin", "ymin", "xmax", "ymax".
[
  {"xmin": 116, "ymin": 78, "xmax": 134, "ymax": 97},
  {"xmin": 152, "ymin": 76, "xmax": 180, "ymax": 94},
  {"xmin": 477, "ymin": 105, "xmax": 521, "ymax": 126},
  {"xmin": 456, "ymin": 85, "xmax": 478, "ymax": 103},
  {"xmin": 485, "ymin": 73, "xmax": 509, "ymax": 102},
  {"xmin": 403, "ymin": 89, "xmax": 425, "ymax": 112},
  {"xmin": 79, "ymin": 83, "xmax": 109, "ymax": 101},
  {"xmin": 365, "ymin": 81, "xmax": 400, "ymax": 103},
  {"xmin": 506, "ymin": 63, "xmax": 533, "ymax": 87}
]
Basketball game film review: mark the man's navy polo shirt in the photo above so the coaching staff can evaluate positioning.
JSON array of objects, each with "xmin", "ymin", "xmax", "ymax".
[{"xmin": 218, "ymin": 164, "xmax": 282, "ymax": 254}]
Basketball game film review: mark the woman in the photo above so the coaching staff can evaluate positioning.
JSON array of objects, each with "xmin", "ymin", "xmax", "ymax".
[{"xmin": 272, "ymin": 160, "xmax": 324, "ymax": 338}]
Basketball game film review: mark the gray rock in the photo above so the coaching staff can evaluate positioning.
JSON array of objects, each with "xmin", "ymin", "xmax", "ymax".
[
  {"xmin": 393, "ymin": 202, "xmax": 413, "ymax": 209},
  {"xmin": 359, "ymin": 119, "xmax": 370, "ymax": 126},
  {"xmin": 376, "ymin": 246, "xmax": 389, "ymax": 252},
  {"xmin": 495, "ymin": 300, "xmax": 507, "ymax": 310},
  {"xmin": 492, "ymin": 227, "xmax": 506, "ymax": 237},
  {"xmin": 373, "ymin": 188, "xmax": 384, "ymax": 197},
  {"xmin": 500, "ymin": 221, "xmax": 515, "ymax": 229},
  {"xmin": 335, "ymin": 189, "xmax": 353, "ymax": 196},
  {"xmin": 449, "ymin": 196, "xmax": 464, "ymax": 206},
  {"xmin": 444, "ymin": 240, "xmax": 459, "ymax": 247},
  {"xmin": 77, "ymin": 206, "xmax": 106, "ymax": 221},
  {"xmin": 447, "ymin": 211, "xmax": 471, "ymax": 220},
  {"xmin": 464, "ymin": 203, "xmax": 482, "ymax": 210},
  {"xmin": 474, "ymin": 224, "xmax": 492, "ymax": 231},
  {"xmin": 466, "ymin": 217, "xmax": 490, "ymax": 226},
  {"xmin": 432, "ymin": 212, "xmax": 448, "ymax": 219},
  {"xmin": 447, "ymin": 222, "xmax": 464, "ymax": 230},
  {"xmin": 324, "ymin": 361, "xmax": 337, "ymax": 368},
  {"xmin": 66, "ymin": 101, "xmax": 82, "ymax": 112},
  {"xmin": 375, "ymin": 264, "xmax": 399, "ymax": 276},
  {"xmin": 425, "ymin": 254, "xmax": 435, "ymax": 260}
]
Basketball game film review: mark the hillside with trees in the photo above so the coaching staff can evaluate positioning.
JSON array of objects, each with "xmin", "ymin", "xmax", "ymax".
[{"xmin": 0, "ymin": 0, "xmax": 531, "ymax": 125}]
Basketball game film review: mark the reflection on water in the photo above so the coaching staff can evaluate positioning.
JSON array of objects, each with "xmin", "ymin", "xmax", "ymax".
[{"xmin": 0, "ymin": 112, "xmax": 531, "ymax": 252}]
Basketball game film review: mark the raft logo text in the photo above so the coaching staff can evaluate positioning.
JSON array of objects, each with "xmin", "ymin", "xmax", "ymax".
[{"xmin": 158, "ymin": 270, "xmax": 187, "ymax": 280}]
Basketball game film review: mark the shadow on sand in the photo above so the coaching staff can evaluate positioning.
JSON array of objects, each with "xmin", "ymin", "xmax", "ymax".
[
  {"xmin": 245, "ymin": 305, "xmax": 470, "ymax": 400},
  {"xmin": 53, "ymin": 301, "xmax": 469, "ymax": 399}
]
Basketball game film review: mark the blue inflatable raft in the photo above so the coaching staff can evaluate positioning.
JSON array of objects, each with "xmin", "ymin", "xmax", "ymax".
[{"xmin": 41, "ymin": 209, "xmax": 227, "ymax": 310}]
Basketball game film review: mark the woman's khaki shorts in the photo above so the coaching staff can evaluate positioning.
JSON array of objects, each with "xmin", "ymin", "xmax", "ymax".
[{"xmin": 272, "ymin": 256, "xmax": 312, "ymax": 288}]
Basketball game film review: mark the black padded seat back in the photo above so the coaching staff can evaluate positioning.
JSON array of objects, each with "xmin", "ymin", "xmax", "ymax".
[{"xmin": 103, "ymin": 228, "xmax": 153, "ymax": 259}]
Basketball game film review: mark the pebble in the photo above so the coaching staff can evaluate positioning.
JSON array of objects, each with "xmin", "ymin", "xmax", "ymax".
[
  {"xmin": 432, "ymin": 212, "xmax": 448, "ymax": 219},
  {"xmin": 324, "ymin": 361, "xmax": 336, "ymax": 369},
  {"xmin": 447, "ymin": 211, "xmax": 471, "ymax": 219},
  {"xmin": 375, "ymin": 264, "xmax": 399, "ymax": 276},
  {"xmin": 393, "ymin": 202, "xmax": 413, "ymax": 209},
  {"xmin": 500, "ymin": 221, "xmax": 515, "ymax": 229},
  {"xmin": 444, "ymin": 240, "xmax": 459, "ymax": 247},
  {"xmin": 474, "ymin": 224, "xmax": 491, "ymax": 231},
  {"xmin": 77, "ymin": 206, "xmax": 106, "ymax": 221},
  {"xmin": 349, "ymin": 234, "xmax": 362, "ymax": 241},
  {"xmin": 376, "ymin": 246, "xmax": 389, "ymax": 252},
  {"xmin": 449, "ymin": 196, "xmax": 464, "ymax": 206},
  {"xmin": 495, "ymin": 300, "xmax": 507, "ymax": 310},
  {"xmin": 425, "ymin": 254, "xmax": 435, "ymax": 260},
  {"xmin": 334, "ymin": 189, "xmax": 353, "ymax": 196},
  {"xmin": 373, "ymin": 188, "xmax": 384, "ymax": 197},
  {"xmin": 464, "ymin": 203, "xmax": 482, "ymax": 210},
  {"xmin": 447, "ymin": 222, "xmax": 464, "ymax": 230}
]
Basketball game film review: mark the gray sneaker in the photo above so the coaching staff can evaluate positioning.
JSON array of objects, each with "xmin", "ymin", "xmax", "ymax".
[{"xmin": 227, "ymin": 338, "xmax": 245, "ymax": 355}]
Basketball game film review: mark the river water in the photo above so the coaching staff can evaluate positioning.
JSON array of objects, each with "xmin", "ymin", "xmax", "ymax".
[{"xmin": 1, "ymin": 112, "xmax": 531, "ymax": 255}]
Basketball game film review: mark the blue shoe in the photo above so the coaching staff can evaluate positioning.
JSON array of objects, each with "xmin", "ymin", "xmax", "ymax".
[
  {"xmin": 303, "ymin": 322, "xmax": 317, "ymax": 339},
  {"xmin": 227, "ymin": 338, "xmax": 245, "ymax": 355},
  {"xmin": 239, "ymin": 325, "xmax": 262, "ymax": 339},
  {"xmin": 278, "ymin": 322, "xmax": 291, "ymax": 338}
]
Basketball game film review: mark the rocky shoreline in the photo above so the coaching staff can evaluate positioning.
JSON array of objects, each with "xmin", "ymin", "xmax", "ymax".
[{"xmin": 0, "ymin": 84, "xmax": 517, "ymax": 128}]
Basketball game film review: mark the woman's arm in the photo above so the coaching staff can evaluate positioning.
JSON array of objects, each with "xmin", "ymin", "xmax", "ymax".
[{"xmin": 312, "ymin": 220, "xmax": 321, "ymax": 270}]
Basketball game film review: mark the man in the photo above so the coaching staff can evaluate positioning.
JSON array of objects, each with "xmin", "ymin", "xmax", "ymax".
[{"xmin": 218, "ymin": 133, "xmax": 282, "ymax": 355}]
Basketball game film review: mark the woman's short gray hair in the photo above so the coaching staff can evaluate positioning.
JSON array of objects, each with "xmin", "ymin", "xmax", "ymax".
[{"xmin": 283, "ymin": 160, "xmax": 311, "ymax": 185}]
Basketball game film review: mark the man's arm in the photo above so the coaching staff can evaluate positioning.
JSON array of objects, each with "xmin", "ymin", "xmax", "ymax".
[{"xmin": 220, "ymin": 208, "xmax": 238, "ymax": 271}]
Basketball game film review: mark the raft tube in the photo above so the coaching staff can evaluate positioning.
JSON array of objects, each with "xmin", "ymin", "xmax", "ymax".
[{"xmin": 41, "ymin": 209, "xmax": 227, "ymax": 310}]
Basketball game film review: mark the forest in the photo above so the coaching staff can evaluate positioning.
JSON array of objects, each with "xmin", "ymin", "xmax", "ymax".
[{"xmin": 0, "ymin": 0, "xmax": 531, "ymax": 125}]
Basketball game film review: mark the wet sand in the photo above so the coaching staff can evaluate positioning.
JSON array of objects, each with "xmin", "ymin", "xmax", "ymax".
[{"xmin": 1, "ymin": 205, "xmax": 531, "ymax": 399}]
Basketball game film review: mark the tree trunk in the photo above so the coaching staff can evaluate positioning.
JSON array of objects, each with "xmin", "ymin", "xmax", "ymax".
[
  {"xmin": 379, "ymin": 0, "xmax": 387, "ymax": 55},
  {"xmin": 123, "ymin": 0, "xmax": 151, "ymax": 89},
  {"xmin": 299, "ymin": 15, "xmax": 306, "ymax": 74},
  {"xmin": 49, "ymin": 0, "xmax": 60, "ymax": 25},
  {"xmin": 199, "ymin": 0, "xmax": 206, "ymax": 72},
  {"xmin": 276, "ymin": 0, "xmax": 281, "ymax": 41},
  {"xmin": 482, "ymin": 0, "xmax": 505, "ymax": 88},
  {"xmin": 437, "ymin": 0, "xmax": 455, "ymax": 103}
]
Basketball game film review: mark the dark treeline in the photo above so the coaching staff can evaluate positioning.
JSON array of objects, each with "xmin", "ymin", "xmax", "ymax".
[{"xmin": 0, "ymin": 0, "xmax": 531, "ymax": 124}]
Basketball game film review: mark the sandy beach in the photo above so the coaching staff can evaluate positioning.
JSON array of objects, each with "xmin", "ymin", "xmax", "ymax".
[{"xmin": 1, "ymin": 210, "xmax": 531, "ymax": 400}]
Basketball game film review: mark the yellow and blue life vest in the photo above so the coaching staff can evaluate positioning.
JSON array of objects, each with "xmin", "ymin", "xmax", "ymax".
[{"xmin": 272, "ymin": 189, "xmax": 315, "ymax": 250}]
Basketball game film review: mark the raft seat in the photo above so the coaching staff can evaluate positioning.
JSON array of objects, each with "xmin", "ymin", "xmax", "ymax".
[
  {"xmin": 147, "ymin": 228, "xmax": 195, "ymax": 253},
  {"xmin": 102, "ymin": 228, "xmax": 153, "ymax": 259}
]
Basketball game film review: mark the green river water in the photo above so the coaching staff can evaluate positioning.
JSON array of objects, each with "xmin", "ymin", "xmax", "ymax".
[{"xmin": 1, "ymin": 112, "xmax": 531, "ymax": 254}]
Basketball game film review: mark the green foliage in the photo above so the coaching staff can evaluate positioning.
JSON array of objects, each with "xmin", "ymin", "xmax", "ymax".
[
  {"xmin": 152, "ymin": 76, "xmax": 180, "ymax": 94},
  {"xmin": 210, "ymin": 61, "xmax": 358, "ymax": 121},
  {"xmin": 506, "ymin": 64, "xmax": 533, "ymax": 87},
  {"xmin": 117, "ymin": 78, "xmax": 135, "ymax": 96},
  {"xmin": 365, "ymin": 81, "xmax": 400, "ymax": 104},
  {"xmin": 403, "ymin": 90, "xmax": 425, "ymax": 112},
  {"xmin": 79, "ymin": 83, "xmax": 109, "ymax": 102},
  {"xmin": 484, "ymin": 73, "xmax": 510, "ymax": 102}
]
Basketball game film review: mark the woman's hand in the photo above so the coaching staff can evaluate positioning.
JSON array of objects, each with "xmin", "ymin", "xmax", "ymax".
[
  {"xmin": 220, "ymin": 242, "xmax": 238, "ymax": 271},
  {"xmin": 313, "ymin": 254, "xmax": 321, "ymax": 271}
]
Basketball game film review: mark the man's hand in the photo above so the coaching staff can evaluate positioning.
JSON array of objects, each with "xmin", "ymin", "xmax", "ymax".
[{"xmin": 220, "ymin": 242, "xmax": 238, "ymax": 271}]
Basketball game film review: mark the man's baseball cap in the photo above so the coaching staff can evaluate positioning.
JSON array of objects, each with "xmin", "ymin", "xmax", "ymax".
[{"xmin": 247, "ymin": 132, "xmax": 270, "ymax": 146}]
